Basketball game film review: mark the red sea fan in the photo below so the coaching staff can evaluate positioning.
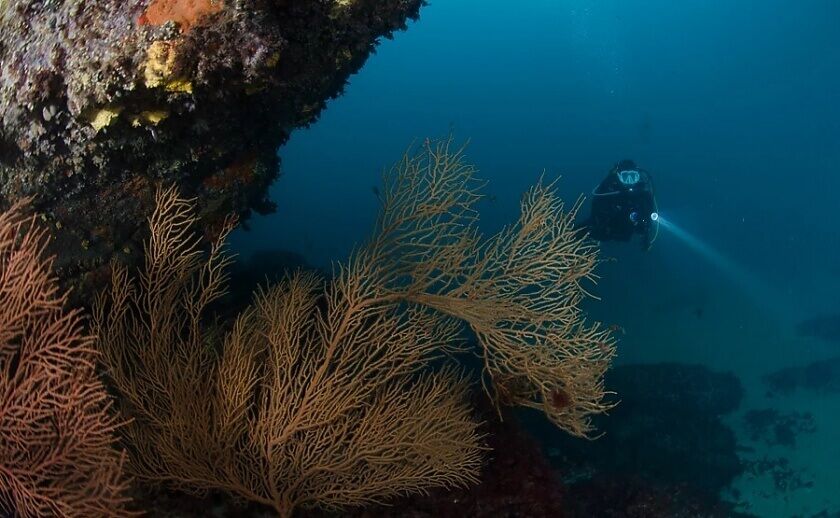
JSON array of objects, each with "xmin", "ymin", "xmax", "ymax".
[{"xmin": 0, "ymin": 202, "xmax": 132, "ymax": 517}]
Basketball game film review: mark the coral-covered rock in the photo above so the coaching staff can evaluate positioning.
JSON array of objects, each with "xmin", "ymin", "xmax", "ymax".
[{"xmin": 0, "ymin": 0, "xmax": 423, "ymax": 303}]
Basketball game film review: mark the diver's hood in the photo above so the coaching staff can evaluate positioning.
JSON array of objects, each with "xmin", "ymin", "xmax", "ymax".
[{"xmin": 617, "ymin": 169, "xmax": 641, "ymax": 186}]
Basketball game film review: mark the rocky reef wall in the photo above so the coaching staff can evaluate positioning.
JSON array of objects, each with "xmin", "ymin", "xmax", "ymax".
[{"xmin": 0, "ymin": 0, "xmax": 422, "ymax": 300}]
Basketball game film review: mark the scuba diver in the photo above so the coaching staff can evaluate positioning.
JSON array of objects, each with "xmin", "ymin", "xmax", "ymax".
[{"xmin": 581, "ymin": 159, "xmax": 658, "ymax": 250}]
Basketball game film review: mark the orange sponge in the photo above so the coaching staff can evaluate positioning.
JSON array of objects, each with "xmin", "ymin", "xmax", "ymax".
[{"xmin": 138, "ymin": 0, "xmax": 223, "ymax": 33}]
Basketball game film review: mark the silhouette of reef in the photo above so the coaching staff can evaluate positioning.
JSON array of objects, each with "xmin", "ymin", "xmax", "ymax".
[
  {"xmin": 743, "ymin": 408, "xmax": 816, "ymax": 447},
  {"xmin": 532, "ymin": 363, "xmax": 744, "ymax": 499},
  {"xmin": 764, "ymin": 356, "xmax": 840, "ymax": 396},
  {"xmin": 0, "ymin": 0, "xmax": 422, "ymax": 302},
  {"xmin": 742, "ymin": 455, "xmax": 814, "ymax": 495}
]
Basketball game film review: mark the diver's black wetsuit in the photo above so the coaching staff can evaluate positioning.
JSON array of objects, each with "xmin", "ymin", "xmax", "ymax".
[{"xmin": 582, "ymin": 160, "xmax": 656, "ymax": 250}]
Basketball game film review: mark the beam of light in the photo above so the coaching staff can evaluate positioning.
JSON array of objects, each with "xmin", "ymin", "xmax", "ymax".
[{"xmin": 655, "ymin": 214, "xmax": 789, "ymax": 319}]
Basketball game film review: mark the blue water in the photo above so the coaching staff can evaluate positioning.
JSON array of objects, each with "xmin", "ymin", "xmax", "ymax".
[
  {"xmin": 230, "ymin": 2, "xmax": 840, "ymax": 514},
  {"xmin": 233, "ymin": 0, "xmax": 840, "ymax": 315}
]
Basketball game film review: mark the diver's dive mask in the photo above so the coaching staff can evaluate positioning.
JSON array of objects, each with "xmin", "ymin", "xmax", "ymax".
[{"xmin": 617, "ymin": 169, "xmax": 641, "ymax": 186}]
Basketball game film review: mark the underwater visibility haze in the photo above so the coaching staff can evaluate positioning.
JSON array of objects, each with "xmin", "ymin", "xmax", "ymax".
[{"xmin": 1, "ymin": 0, "xmax": 839, "ymax": 517}]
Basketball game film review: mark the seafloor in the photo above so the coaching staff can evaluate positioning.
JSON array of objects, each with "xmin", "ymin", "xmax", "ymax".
[{"xmin": 594, "ymin": 248, "xmax": 840, "ymax": 518}]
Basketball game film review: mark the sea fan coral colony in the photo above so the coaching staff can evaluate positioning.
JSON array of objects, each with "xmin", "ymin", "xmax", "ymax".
[
  {"xmin": 93, "ymin": 138, "xmax": 615, "ymax": 516},
  {"xmin": 0, "ymin": 203, "xmax": 131, "ymax": 518},
  {"xmin": 94, "ymin": 187, "xmax": 484, "ymax": 518}
]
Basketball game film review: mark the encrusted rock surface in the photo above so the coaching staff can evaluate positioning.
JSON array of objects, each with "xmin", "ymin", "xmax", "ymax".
[{"xmin": 0, "ymin": 0, "xmax": 422, "ymax": 301}]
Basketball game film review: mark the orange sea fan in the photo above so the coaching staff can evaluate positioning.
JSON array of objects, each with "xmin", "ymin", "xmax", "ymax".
[
  {"xmin": 94, "ymin": 187, "xmax": 482, "ymax": 518},
  {"xmin": 0, "ymin": 203, "xmax": 132, "ymax": 518}
]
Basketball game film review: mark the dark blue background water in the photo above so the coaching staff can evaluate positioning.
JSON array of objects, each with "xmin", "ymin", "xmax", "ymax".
[
  {"xmin": 232, "ymin": 0, "xmax": 840, "ymax": 326},
  {"xmin": 230, "ymin": 0, "xmax": 840, "ymax": 367}
]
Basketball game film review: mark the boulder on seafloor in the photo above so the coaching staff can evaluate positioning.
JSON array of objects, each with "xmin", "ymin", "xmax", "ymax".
[
  {"xmin": 764, "ymin": 356, "xmax": 840, "ymax": 396},
  {"xmin": 0, "ymin": 0, "xmax": 423, "ymax": 303}
]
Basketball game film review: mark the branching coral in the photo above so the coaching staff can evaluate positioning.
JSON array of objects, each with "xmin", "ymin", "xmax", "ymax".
[
  {"xmin": 94, "ymin": 187, "xmax": 482, "ymax": 518},
  {"xmin": 364, "ymin": 137, "xmax": 617, "ymax": 437},
  {"xmin": 0, "ymin": 202, "xmax": 132, "ymax": 518},
  {"xmin": 93, "ymin": 136, "xmax": 615, "ymax": 516}
]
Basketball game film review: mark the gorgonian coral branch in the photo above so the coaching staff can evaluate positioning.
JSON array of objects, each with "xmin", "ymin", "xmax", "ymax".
[{"xmin": 0, "ymin": 202, "xmax": 132, "ymax": 518}]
